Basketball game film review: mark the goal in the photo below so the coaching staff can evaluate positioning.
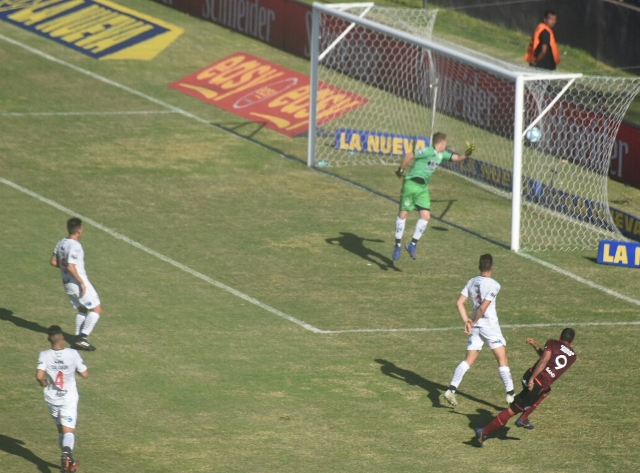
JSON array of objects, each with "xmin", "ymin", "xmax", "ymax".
[{"xmin": 307, "ymin": 2, "xmax": 640, "ymax": 252}]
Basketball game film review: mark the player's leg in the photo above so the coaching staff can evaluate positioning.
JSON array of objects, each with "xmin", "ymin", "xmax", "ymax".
[
  {"xmin": 444, "ymin": 333, "xmax": 482, "ymax": 406},
  {"xmin": 60, "ymin": 402, "xmax": 79, "ymax": 473},
  {"xmin": 394, "ymin": 180, "xmax": 417, "ymax": 260},
  {"xmin": 74, "ymin": 284, "xmax": 101, "ymax": 351},
  {"xmin": 405, "ymin": 187, "xmax": 431, "ymax": 259},
  {"xmin": 488, "ymin": 333, "xmax": 515, "ymax": 403},
  {"xmin": 516, "ymin": 390, "xmax": 550, "ymax": 429}
]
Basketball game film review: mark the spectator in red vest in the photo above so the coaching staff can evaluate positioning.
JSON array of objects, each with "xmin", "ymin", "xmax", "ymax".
[{"xmin": 525, "ymin": 10, "xmax": 560, "ymax": 70}]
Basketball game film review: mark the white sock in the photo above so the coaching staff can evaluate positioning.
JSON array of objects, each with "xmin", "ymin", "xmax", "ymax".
[
  {"xmin": 75, "ymin": 313, "xmax": 86, "ymax": 336},
  {"xmin": 81, "ymin": 311, "xmax": 100, "ymax": 336},
  {"xmin": 412, "ymin": 219, "xmax": 429, "ymax": 241},
  {"xmin": 499, "ymin": 366, "xmax": 514, "ymax": 392},
  {"xmin": 58, "ymin": 433, "xmax": 64, "ymax": 449},
  {"xmin": 62, "ymin": 433, "xmax": 75, "ymax": 451},
  {"xmin": 394, "ymin": 217, "xmax": 406, "ymax": 241},
  {"xmin": 450, "ymin": 361, "xmax": 471, "ymax": 390}
]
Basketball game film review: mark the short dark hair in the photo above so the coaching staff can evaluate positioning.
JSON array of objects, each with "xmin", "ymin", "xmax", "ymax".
[
  {"xmin": 47, "ymin": 325, "xmax": 63, "ymax": 336},
  {"xmin": 432, "ymin": 132, "xmax": 447, "ymax": 146},
  {"xmin": 67, "ymin": 217, "xmax": 82, "ymax": 235},
  {"xmin": 560, "ymin": 328, "xmax": 575, "ymax": 342},
  {"xmin": 479, "ymin": 254, "xmax": 493, "ymax": 272},
  {"xmin": 543, "ymin": 9, "xmax": 556, "ymax": 18}
]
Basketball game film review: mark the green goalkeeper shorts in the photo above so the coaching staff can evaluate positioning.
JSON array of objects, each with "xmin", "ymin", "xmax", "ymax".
[{"xmin": 399, "ymin": 179, "xmax": 431, "ymax": 211}]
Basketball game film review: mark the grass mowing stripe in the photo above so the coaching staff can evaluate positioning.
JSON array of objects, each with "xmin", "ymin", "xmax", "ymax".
[
  {"xmin": 0, "ymin": 111, "xmax": 178, "ymax": 117},
  {"xmin": 0, "ymin": 177, "xmax": 324, "ymax": 333},
  {"xmin": 3, "ymin": 32, "xmax": 638, "ymax": 315}
]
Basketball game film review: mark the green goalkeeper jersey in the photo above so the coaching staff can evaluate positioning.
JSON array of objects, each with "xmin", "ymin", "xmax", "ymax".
[{"xmin": 405, "ymin": 146, "xmax": 452, "ymax": 183}]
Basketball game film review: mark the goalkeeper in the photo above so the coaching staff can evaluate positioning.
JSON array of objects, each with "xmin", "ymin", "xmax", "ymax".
[{"xmin": 392, "ymin": 132, "xmax": 472, "ymax": 261}]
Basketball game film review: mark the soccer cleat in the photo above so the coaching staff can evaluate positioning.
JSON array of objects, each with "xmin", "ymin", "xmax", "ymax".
[
  {"xmin": 74, "ymin": 337, "xmax": 96, "ymax": 351},
  {"xmin": 515, "ymin": 418, "xmax": 534, "ymax": 430},
  {"xmin": 405, "ymin": 242, "xmax": 417, "ymax": 260},
  {"xmin": 61, "ymin": 452, "xmax": 70, "ymax": 473},
  {"xmin": 475, "ymin": 428, "xmax": 487, "ymax": 447},
  {"xmin": 443, "ymin": 389, "xmax": 458, "ymax": 407},
  {"xmin": 506, "ymin": 392, "xmax": 515, "ymax": 404},
  {"xmin": 392, "ymin": 245, "xmax": 402, "ymax": 261}
]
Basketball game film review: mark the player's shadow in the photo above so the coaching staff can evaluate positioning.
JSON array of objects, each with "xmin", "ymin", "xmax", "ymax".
[
  {"xmin": 326, "ymin": 233, "xmax": 401, "ymax": 271},
  {"xmin": 450, "ymin": 408, "xmax": 521, "ymax": 447},
  {"xmin": 0, "ymin": 308, "xmax": 75, "ymax": 346},
  {"xmin": 0, "ymin": 434, "xmax": 59, "ymax": 473},
  {"xmin": 375, "ymin": 359, "xmax": 504, "ymax": 410}
]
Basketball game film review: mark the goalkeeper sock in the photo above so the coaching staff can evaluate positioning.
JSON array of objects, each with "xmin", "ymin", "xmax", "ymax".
[
  {"xmin": 450, "ymin": 361, "xmax": 470, "ymax": 390},
  {"xmin": 394, "ymin": 217, "xmax": 406, "ymax": 241},
  {"xmin": 412, "ymin": 219, "xmax": 428, "ymax": 242},
  {"xmin": 498, "ymin": 366, "xmax": 514, "ymax": 393}
]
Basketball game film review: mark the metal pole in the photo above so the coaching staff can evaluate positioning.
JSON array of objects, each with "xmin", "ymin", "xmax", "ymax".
[
  {"xmin": 511, "ymin": 75, "xmax": 525, "ymax": 252},
  {"xmin": 307, "ymin": 6, "xmax": 321, "ymax": 168}
]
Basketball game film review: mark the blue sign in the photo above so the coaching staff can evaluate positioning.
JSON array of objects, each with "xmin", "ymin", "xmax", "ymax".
[{"xmin": 597, "ymin": 240, "xmax": 640, "ymax": 268}]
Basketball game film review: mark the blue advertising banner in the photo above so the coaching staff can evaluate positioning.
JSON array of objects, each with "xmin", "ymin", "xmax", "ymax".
[{"xmin": 597, "ymin": 240, "xmax": 640, "ymax": 268}]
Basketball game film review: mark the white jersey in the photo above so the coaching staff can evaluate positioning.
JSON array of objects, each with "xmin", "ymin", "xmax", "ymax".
[
  {"xmin": 37, "ymin": 348, "xmax": 87, "ymax": 405},
  {"xmin": 53, "ymin": 238, "xmax": 88, "ymax": 285},
  {"xmin": 461, "ymin": 276, "xmax": 501, "ymax": 328}
]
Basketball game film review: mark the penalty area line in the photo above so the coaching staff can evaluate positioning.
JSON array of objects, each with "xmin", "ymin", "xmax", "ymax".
[
  {"xmin": 323, "ymin": 320, "xmax": 640, "ymax": 334},
  {"xmin": 0, "ymin": 177, "xmax": 324, "ymax": 334}
]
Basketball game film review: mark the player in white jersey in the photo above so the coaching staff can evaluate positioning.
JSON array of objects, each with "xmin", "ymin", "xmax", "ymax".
[
  {"xmin": 51, "ymin": 218, "xmax": 102, "ymax": 351},
  {"xmin": 36, "ymin": 325, "xmax": 89, "ymax": 473},
  {"xmin": 443, "ymin": 254, "xmax": 515, "ymax": 407}
]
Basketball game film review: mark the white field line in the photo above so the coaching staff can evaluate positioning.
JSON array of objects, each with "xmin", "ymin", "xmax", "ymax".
[
  {"xmin": 0, "ymin": 177, "xmax": 324, "ymax": 334},
  {"xmin": 0, "ymin": 111, "xmax": 177, "ymax": 117},
  {"xmin": 1, "ymin": 33, "xmax": 639, "ymax": 332},
  {"xmin": 323, "ymin": 321, "xmax": 640, "ymax": 334}
]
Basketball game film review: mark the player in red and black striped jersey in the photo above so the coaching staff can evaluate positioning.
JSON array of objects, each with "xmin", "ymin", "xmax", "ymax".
[{"xmin": 475, "ymin": 328, "xmax": 577, "ymax": 447}]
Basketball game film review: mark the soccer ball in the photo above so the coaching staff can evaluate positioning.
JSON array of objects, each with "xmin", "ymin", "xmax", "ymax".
[{"xmin": 525, "ymin": 127, "xmax": 542, "ymax": 143}]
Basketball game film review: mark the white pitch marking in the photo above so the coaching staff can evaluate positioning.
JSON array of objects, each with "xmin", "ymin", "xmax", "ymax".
[
  {"xmin": 0, "ymin": 111, "xmax": 177, "ymax": 117},
  {"xmin": 1, "ymin": 32, "xmax": 639, "ymax": 328},
  {"xmin": 322, "ymin": 320, "xmax": 640, "ymax": 334},
  {"xmin": 0, "ymin": 177, "xmax": 324, "ymax": 334}
]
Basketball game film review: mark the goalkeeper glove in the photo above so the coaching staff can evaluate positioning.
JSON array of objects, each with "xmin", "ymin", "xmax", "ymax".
[
  {"xmin": 464, "ymin": 141, "xmax": 475, "ymax": 156},
  {"xmin": 395, "ymin": 167, "xmax": 405, "ymax": 179}
]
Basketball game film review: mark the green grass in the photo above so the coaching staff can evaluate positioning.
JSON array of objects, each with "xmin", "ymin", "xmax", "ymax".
[{"xmin": 2, "ymin": 1, "xmax": 640, "ymax": 472}]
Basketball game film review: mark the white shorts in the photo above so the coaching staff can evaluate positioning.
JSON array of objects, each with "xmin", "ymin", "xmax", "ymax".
[
  {"xmin": 64, "ymin": 281, "xmax": 100, "ymax": 311},
  {"xmin": 467, "ymin": 325, "xmax": 506, "ymax": 351},
  {"xmin": 47, "ymin": 399, "xmax": 78, "ymax": 428}
]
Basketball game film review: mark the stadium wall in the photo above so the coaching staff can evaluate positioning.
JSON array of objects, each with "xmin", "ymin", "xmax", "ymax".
[{"xmin": 154, "ymin": 0, "xmax": 640, "ymax": 191}]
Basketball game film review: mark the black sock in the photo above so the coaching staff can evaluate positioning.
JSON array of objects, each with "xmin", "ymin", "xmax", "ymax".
[
  {"xmin": 411, "ymin": 238, "xmax": 418, "ymax": 244},
  {"xmin": 448, "ymin": 385, "xmax": 456, "ymax": 393},
  {"xmin": 395, "ymin": 239, "xmax": 401, "ymax": 246}
]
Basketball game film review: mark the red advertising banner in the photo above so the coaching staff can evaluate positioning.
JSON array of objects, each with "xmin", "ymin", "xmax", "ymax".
[
  {"xmin": 169, "ymin": 52, "xmax": 367, "ymax": 137},
  {"xmin": 610, "ymin": 122, "xmax": 640, "ymax": 189}
]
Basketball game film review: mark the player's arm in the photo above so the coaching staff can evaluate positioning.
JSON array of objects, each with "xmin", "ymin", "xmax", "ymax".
[
  {"xmin": 395, "ymin": 151, "xmax": 415, "ymax": 178},
  {"xmin": 456, "ymin": 294, "xmax": 473, "ymax": 333},
  {"xmin": 50, "ymin": 253, "xmax": 59, "ymax": 268},
  {"xmin": 526, "ymin": 337, "xmax": 544, "ymax": 356},
  {"xmin": 78, "ymin": 369, "xmax": 89, "ymax": 378},
  {"xmin": 470, "ymin": 299, "xmax": 491, "ymax": 325},
  {"xmin": 450, "ymin": 152, "xmax": 468, "ymax": 162},
  {"xmin": 66, "ymin": 263, "xmax": 86, "ymax": 295},
  {"xmin": 36, "ymin": 369, "xmax": 48, "ymax": 387},
  {"xmin": 527, "ymin": 349, "xmax": 552, "ymax": 390}
]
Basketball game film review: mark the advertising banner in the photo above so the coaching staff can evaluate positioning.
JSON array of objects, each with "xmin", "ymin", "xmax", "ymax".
[
  {"xmin": 0, "ymin": 0, "xmax": 183, "ymax": 60},
  {"xmin": 597, "ymin": 240, "xmax": 640, "ymax": 268},
  {"xmin": 170, "ymin": 52, "xmax": 367, "ymax": 137}
]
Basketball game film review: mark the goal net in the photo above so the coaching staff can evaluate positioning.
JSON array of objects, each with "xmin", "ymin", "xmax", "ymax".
[{"xmin": 308, "ymin": 2, "xmax": 640, "ymax": 251}]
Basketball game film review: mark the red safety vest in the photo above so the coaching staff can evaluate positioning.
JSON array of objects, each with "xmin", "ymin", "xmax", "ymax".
[{"xmin": 525, "ymin": 23, "xmax": 560, "ymax": 65}]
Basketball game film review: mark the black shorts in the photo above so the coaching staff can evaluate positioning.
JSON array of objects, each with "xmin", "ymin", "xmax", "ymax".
[{"xmin": 510, "ymin": 370, "xmax": 551, "ymax": 413}]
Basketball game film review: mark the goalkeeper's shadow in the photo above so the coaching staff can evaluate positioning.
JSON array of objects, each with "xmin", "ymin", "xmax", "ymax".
[{"xmin": 326, "ymin": 232, "xmax": 401, "ymax": 272}]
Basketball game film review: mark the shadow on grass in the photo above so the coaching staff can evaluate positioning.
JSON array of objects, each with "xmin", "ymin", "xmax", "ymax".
[
  {"xmin": 0, "ymin": 434, "xmax": 59, "ymax": 473},
  {"xmin": 449, "ymin": 408, "xmax": 521, "ymax": 447},
  {"xmin": 326, "ymin": 233, "xmax": 401, "ymax": 271},
  {"xmin": 583, "ymin": 256, "xmax": 599, "ymax": 264},
  {"xmin": 374, "ymin": 359, "xmax": 504, "ymax": 411},
  {"xmin": 0, "ymin": 308, "xmax": 75, "ymax": 346}
]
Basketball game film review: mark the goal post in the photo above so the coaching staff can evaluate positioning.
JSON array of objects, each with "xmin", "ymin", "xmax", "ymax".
[{"xmin": 308, "ymin": 2, "xmax": 640, "ymax": 252}]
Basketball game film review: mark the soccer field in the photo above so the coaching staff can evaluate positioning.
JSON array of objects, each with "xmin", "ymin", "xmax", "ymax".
[{"xmin": 1, "ymin": 1, "xmax": 640, "ymax": 472}]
